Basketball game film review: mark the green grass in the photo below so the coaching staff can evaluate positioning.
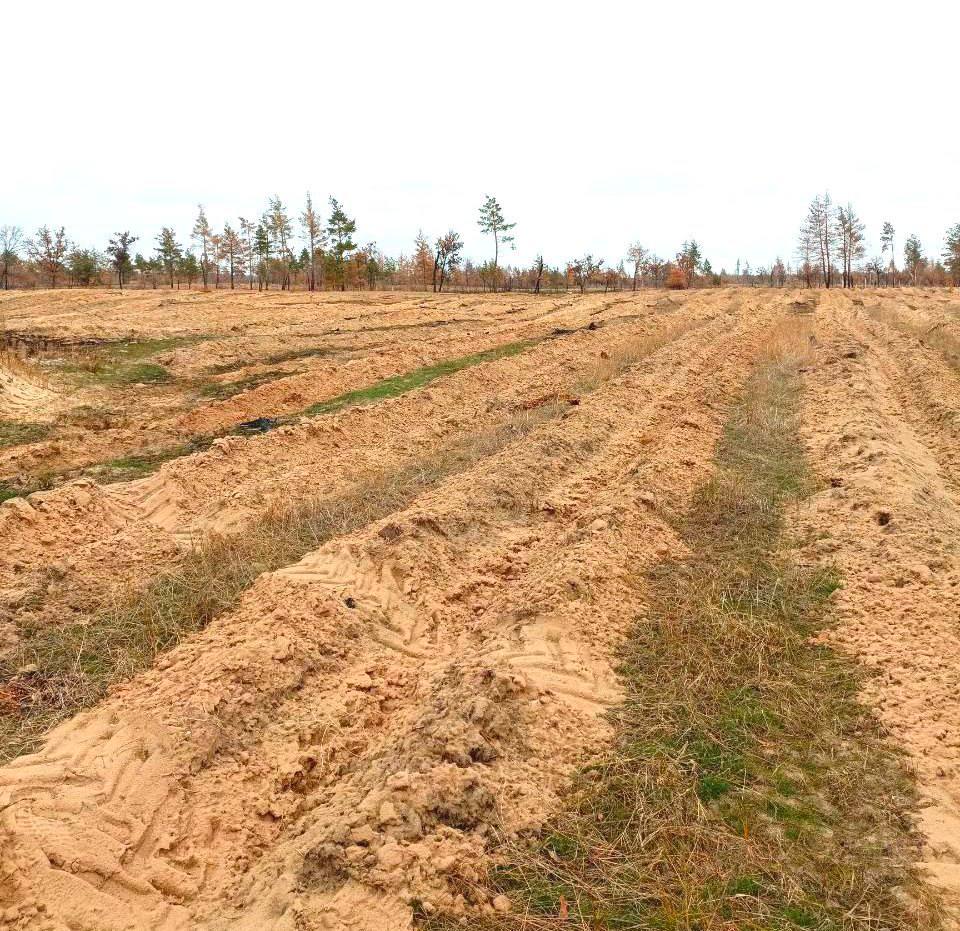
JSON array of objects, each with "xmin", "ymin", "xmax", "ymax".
[
  {"xmin": 52, "ymin": 336, "xmax": 206, "ymax": 386},
  {"xmin": 0, "ymin": 483, "xmax": 27, "ymax": 503},
  {"xmin": 80, "ymin": 437, "xmax": 216, "ymax": 483},
  {"xmin": 422, "ymin": 328, "xmax": 942, "ymax": 930},
  {"xmin": 0, "ymin": 419, "xmax": 53, "ymax": 449},
  {"xmin": 197, "ymin": 368, "xmax": 298, "ymax": 400},
  {"xmin": 0, "ymin": 407, "xmax": 563, "ymax": 763},
  {"xmin": 3, "ymin": 338, "xmax": 548, "ymax": 497},
  {"xmin": 301, "ymin": 339, "xmax": 536, "ymax": 416},
  {"xmin": 208, "ymin": 345, "xmax": 337, "ymax": 374}
]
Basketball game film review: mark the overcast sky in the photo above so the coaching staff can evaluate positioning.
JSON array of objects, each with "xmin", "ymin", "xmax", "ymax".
[{"xmin": 6, "ymin": 0, "xmax": 959, "ymax": 273}]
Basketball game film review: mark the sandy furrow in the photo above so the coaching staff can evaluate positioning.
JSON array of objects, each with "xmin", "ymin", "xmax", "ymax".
[
  {"xmin": 0, "ymin": 294, "xmax": 728, "ymax": 638},
  {"xmin": 847, "ymin": 296, "xmax": 960, "ymax": 486},
  {"xmin": 0, "ymin": 291, "xmax": 632, "ymax": 479},
  {"xmin": 794, "ymin": 296, "xmax": 960, "ymax": 918},
  {"xmin": 0, "ymin": 290, "xmax": 704, "ymax": 483},
  {"xmin": 0, "ymin": 301, "xmax": 777, "ymax": 930}
]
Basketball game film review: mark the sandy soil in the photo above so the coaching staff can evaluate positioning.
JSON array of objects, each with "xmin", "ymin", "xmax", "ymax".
[
  {"xmin": 1, "ymin": 287, "xmax": 959, "ymax": 928},
  {"xmin": 794, "ymin": 288, "xmax": 960, "ymax": 920},
  {"xmin": 0, "ymin": 289, "xmax": 693, "ymax": 485}
]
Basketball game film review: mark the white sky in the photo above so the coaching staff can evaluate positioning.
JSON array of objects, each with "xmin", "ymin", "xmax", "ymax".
[{"xmin": 5, "ymin": 0, "xmax": 959, "ymax": 273}]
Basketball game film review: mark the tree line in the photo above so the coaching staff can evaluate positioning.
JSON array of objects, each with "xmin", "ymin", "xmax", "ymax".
[
  {"xmin": 795, "ymin": 192, "xmax": 960, "ymax": 288},
  {"xmin": 2, "ymin": 192, "xmax": 958, "ymax": 293}
]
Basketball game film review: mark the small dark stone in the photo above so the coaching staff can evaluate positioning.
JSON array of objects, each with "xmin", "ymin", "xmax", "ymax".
[{"xmin": 344, "ymin": 596, "xmax": 357, "ymax": 609}]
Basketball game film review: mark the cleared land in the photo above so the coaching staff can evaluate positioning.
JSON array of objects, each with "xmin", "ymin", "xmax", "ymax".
[{"xmin": 0, "ymin": 287, "xmax": 959, "ymax": 930}]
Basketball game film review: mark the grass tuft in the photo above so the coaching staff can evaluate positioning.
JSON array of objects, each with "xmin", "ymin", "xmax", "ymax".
[{"xmin": 0, "ymin": 419, "xmax": 53, "ymax": 449}]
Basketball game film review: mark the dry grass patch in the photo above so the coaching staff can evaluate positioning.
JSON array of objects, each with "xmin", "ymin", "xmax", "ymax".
[
  {"xmin": 425, "ymin": 321, "xmax": 942, "ymax": 930},
  {"xmin": 867, "ymin": 303, "xmax": 960, "ymax": 368},
  {"xmin": 579, "ymin": 321, "xmax": 704, "ymax": 391}
]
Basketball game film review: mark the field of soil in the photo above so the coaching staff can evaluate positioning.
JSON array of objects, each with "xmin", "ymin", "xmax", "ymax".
[{"xmin": 1, "ymin": 286, "xmax": 959, "ymax": 930}]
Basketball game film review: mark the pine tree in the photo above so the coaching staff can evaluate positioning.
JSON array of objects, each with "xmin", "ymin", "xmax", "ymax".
[
  {"xmin": 254, "ymin": 222, "xmax": 271, "ymax": 290},
  {"xmin": 154, "ymin": 227, "xmax": 182, "ymax": 288},
  {"xmin": 477, "ymin": 195, "xmax": 516, "ymax": 292},
  {"xmin": 836, "ymin": 204, "xmax": 865, "ymax": 288},
  {"xmin": 267, "ymin": 197, "xmax": 293, "ymax": 289},
  {"xmin": 192, "ymin": 205, "xmax": 213, "ymax": 288},
  {"xmin": 177, "ymin": 252, "xmax": 200, "ymax": 288},
  {"xmin": 800, "ymin": 194, "xmax": 838, "ymax": 288},
  {"xmin": 903, "ymin": 234, "xmax": 925, "ymax": 285},
  {"xmin": 413, "ymin": 230, "xmax": 433, "ymax": 290},
  {"xmin": 238, "ymin": 217, "xmax": 257, "ymax": 290},
  {"xmin": 942, "ymin": 224, "xmax": 960, "ymax": 286},
  {"xmin": 880, "ymin": 222, "xmax": 896, "ymax": 281},
  {"xmin": 220, "ymin": 223, "xmax": 245, "ymax": 290},
  {"xmin": 106, "ymin": 231, "xmax": 138, "ymax": 290},
  {"xmin": 326, "ymin": 198, "xmax": 357, "ymax": 292}
]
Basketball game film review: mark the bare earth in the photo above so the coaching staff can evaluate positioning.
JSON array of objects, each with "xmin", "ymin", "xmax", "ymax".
[{"xmin": 0, "ymin": 287, "xmax": 959, "ymax": 929}]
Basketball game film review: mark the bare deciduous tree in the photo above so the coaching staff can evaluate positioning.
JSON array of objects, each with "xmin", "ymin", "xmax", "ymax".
[
  {"xmin": 27, "ymin": 226, "xmax": 69, "ymax": 288},
  {"xmin": 1, "ymin": 225, "xmax": 23, "ymax": 290},
  {"xmin": 836, "ymin": 204, "xmax": 865, "ymax": 288},
  {"xmin": 801, "ymin": 194, "xmax": 837, "ymax": 288},
  {"xmin": 569, "ymin": 255, "xmax": 602, "ymax": 294},
  {"xmin": 300, "ymin": 192, "xmax": 325, "ymax": 292},
  {"xmin": 432, "ymin": 230, "xmax": 463, "ymax": 292},
  {"xmin": 627, "ymin": 242, "xmax": 648, "ymax": 291}
]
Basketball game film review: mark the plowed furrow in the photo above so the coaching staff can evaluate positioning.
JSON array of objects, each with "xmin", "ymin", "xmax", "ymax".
[
  {"xmin": 0, "ymin": 298, "xmax": 722, "ymax": 632},
  {"xmin": 796, "ymin": 299, "xmax": 960, "ymax": 917},
  {"xmin": 0, "ymin": 302, "xmax": 775, "ymax": 930}
]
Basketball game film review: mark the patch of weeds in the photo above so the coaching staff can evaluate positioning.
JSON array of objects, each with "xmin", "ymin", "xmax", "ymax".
[
  {"xmin": 196, "ymin": 368, "xmax": 297, "ymax": 400},
  {"xmin": 263, "ymin": 345, "xmax": 337, "ymax": 365},
  {"xmin": 868, "ymin": 304, "xmax": 960, "ymax": 369},
  {"xmin": 110, "ymin": 336, "xmax": 206, "ymax": 360},
  {"xmin": 63, "ymin": 404, "xmax": 120, "ymax": 431},
  {"xmin": 302, "ymin": 339, "xmax": 537, "ymax": 416},
  {"xmin": 422, "ymin": 326, "xmax": 942, "ymax": 930},
  {"xmin": 81, "ymin": 437, "xmax": 215, "ymax": 484},
  {"xmin": 61, "ymin": 356, "xmax": 172, "ymax": 386},
  {"xmin": 0, "ymin": 406, "xmax": 564, "ymax": 762},
  {"xmin": 0, "ymin": 472, "xmax": 53, "ymax": 504},
  {"xmin": 105, "ymin": 361, "xmax": 173, "ymax": 385},
  {"xmin": 0, "ymin": 483, "xmax": 26, "ymax": 503},
  {"xmin": 52, "ymin": 336, "xmax": 204, "ymax": 387},
  {"xmin": 0, "ymin": 419, "xmax": 53, "ymax": 449}
]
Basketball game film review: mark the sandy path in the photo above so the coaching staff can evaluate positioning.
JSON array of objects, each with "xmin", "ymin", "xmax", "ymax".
[
  {"xmin": 795, "ymin": 291, "xmax": 960, "ymax": 919},
  {"xmin": 0, "ymin": 298, "xmax": 777, "ymax": 929}
]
